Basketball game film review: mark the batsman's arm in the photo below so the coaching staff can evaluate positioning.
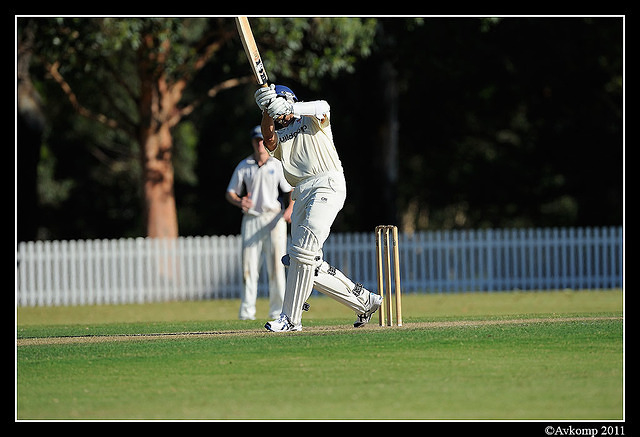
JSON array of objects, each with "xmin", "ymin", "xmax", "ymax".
[
  {"xmin": 261, "ymin": 110, "xmax": 279, "ymax": 152},
  {"xmin": 292, "ymin": 100, "xmax": 330, "ymax": 120}
]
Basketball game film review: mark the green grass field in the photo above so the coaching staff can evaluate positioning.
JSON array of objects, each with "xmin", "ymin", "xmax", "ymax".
[{"xmin": 16, "ymin": 290, "xmax": 624, "ymax": 421}]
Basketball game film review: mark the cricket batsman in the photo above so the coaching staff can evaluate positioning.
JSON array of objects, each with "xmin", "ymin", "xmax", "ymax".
[{"xmin": 255, "ymin": 84, "xmax": 382, "ymax": 332}]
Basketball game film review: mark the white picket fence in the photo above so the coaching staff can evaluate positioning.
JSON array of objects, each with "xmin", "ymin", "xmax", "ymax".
[
  {"xmin": 16, "ymin": 236, "xmax": 244, "ymax": 307},
  {"xmin": 16, "ymin": 227, "xmax": 623, "ymax": 307}
]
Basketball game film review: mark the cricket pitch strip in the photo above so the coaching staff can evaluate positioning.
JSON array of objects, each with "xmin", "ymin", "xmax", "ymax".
[{"xmin": 17, "ymin": 316, "xmax": 621, "ymax": 346}]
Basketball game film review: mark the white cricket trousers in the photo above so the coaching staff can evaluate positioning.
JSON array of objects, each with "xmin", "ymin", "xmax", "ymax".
[
  {"xmin": 239, "ymin": 211, "xmax": 287, "ymax": 320},
  {"xmin": 282, "ymin": 172, "xmax": 372, "ymax": 325}
]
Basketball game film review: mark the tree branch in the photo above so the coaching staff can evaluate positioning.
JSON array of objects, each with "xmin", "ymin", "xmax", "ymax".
[
  {"xmin": 171, "ymin": 20, "xmax": 236, "ymax": 87},
  {"xmin": 45, "ymin": 60, "xmax": 121, "ymax": 131},
  {"xmin": 168, "ymin": 75, "xmax": 254, "ymax": 128}
]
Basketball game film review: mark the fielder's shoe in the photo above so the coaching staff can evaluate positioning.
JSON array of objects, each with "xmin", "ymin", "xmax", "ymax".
[
  {"xmin": 265, "ymin": 314, "xmax": 302, "ymax": 332},
  {"xmin": 353, "ymin": 292, "xmax": 383, "ymax": 328}
]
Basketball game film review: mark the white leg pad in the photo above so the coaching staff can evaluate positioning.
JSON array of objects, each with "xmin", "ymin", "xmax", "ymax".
[
  {"xmin": 281, "ymin": 225, "xmax": 320, "ymax": 325},
  {"xmin": 313, "ymin": 261, "xmax": 371, "ymax": 314},
  {"xmin": 281, "ymin": 258, "xmax": 316, "ymax": 325}
]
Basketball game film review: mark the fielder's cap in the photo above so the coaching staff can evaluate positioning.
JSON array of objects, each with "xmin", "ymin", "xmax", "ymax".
[{"xmin": 250, "ymin": 125, "xmax": 263, "ymax": 139}]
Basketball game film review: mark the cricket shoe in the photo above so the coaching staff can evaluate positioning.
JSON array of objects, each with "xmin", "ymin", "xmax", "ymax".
[
  {"xmin": 265, "ymin": 314, "xmax": 302, "ymax": 332},
  {"xmin": 353, "ymin": 292, "xmax": 383, "ymax": 328}
]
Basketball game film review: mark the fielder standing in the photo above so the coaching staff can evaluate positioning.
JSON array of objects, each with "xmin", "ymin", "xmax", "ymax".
[
  {"xmin": 254, "ymin": 84, "xmax": 382, "ymax": 332},
  {"xmin": 226, "ymin": 126, "xmax": 294, "ymax": 320}
]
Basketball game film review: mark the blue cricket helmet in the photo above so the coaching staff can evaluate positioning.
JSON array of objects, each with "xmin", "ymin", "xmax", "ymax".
[{"xmin": 274, "ymin": 85, "xmax": 298, "ymax": 103}]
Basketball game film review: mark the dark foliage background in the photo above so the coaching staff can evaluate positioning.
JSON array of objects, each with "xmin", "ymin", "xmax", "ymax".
[{"xmin": 17, "ymin": 17, "xmax": 623, "ymax": 241}]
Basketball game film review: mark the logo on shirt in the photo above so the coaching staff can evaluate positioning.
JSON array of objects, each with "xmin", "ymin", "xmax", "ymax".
[{"xmin": 278, "ymin": 122, "xmax": 309, "ymax": 143}]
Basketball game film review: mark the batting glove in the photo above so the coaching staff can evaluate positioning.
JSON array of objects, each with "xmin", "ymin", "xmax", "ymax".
[
  {"xmin": 267, "ymin": 97, "xmax": 293, "ymax": 120},
  {"xmin": 255, "ymin": 85, "xmax": 277, "ymax": 111}
]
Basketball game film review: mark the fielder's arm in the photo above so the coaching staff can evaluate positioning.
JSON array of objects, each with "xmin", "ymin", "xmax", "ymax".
[{"xmin": 225, "ymin": 190, "xmax": 253, "ymax": 214}]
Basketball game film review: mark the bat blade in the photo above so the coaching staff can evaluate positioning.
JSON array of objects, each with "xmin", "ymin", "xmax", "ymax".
[{"xmin": 235, "ymin": 17, "xmax": 269, "ymax": 86}]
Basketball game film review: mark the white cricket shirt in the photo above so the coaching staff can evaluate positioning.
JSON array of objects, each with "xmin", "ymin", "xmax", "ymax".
[
  {"xmin": 227, "ymin": 155, "xmax": 292, "ymax": 215},
  {"xmin": 269, "ymin": 112, "xmax": 344, "ymax": 187}
]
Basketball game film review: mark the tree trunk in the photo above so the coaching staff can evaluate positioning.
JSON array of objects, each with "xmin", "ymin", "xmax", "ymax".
[
  {"xmin": 140, "ymin": 122, "xmax": 179, "ymax": 239},
  {"xmin": 137, "ymin": 35, "xmax": 180, "ymax": 239}
]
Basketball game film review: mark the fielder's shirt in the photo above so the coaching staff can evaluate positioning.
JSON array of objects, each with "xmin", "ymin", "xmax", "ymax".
[{"xmin": 227, "ymin": 155, "xmax": 292, "ymax": 215}]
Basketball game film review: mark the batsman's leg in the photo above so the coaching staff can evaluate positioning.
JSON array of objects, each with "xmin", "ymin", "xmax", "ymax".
[
  {"xmin": 313, "ymin": 261, "xmax": 383, "ymax": 327},
  {"xmin": 265, "ymin": 225, "xmax": 318, "ymax": 331}
]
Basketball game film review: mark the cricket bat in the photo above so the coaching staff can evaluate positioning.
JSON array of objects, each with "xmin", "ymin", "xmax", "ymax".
[{"xmin": 235, "ymin": 17, "xmax": 269, "ymax": 87}]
